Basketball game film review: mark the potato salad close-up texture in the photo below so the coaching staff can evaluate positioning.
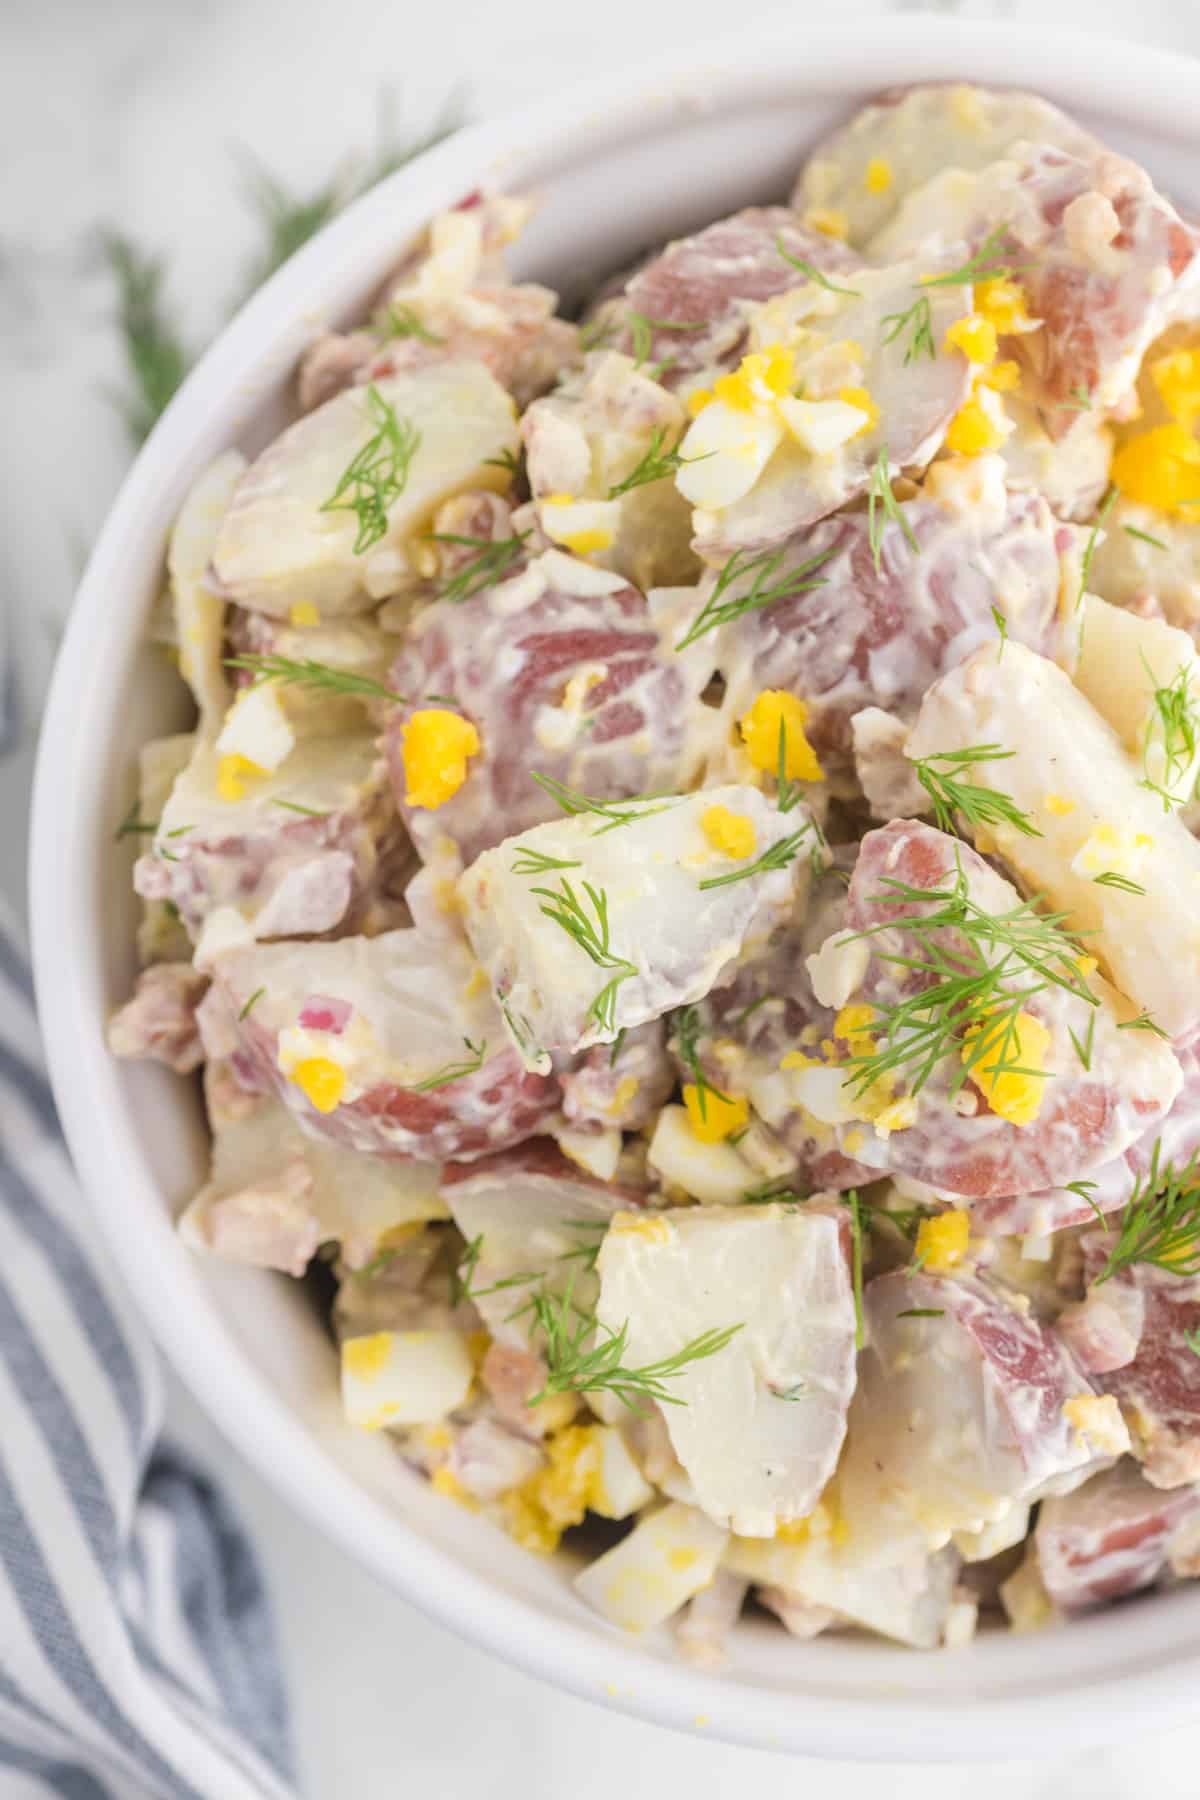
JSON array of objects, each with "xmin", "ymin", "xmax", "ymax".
[{"xmin": 109, "ymin": 79, "xmax": 1200, "ymax": 1657}]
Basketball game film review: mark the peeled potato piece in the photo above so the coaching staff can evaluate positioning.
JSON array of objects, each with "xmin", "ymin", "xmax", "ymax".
[
  {"xmin": 907, "ymin": 639, "xmax": 1200, "ymax": 1038},
  {"xmin": 595, "ymin": 1203, "xmax": 857, "ymax": 1537},
  {"xmin": 213, "ymin": 361, "xmax": 520, "ymax": 618}
]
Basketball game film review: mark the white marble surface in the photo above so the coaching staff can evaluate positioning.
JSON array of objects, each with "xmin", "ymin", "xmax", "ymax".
[{"xmin": 7, "ymin": 0, "xmax": 1200, "ymax": 1793}]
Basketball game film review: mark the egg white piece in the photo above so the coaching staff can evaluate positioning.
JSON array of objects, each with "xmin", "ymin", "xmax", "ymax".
[
  {"xmin": 340, "ymin": 1329, "xmax": 474, "ymax": 1430},
  {"xmin": 573, "ymin": 1501, "xmax": 728, "ymax": 1632}
]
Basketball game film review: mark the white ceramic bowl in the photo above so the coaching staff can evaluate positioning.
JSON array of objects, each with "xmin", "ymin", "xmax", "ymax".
[{"xmin": 31, "ymin": 15, "xmax": 1200, "ymax": 1760}]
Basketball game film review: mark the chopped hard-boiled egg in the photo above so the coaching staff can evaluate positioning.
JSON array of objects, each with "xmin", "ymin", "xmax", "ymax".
[
  {"xmin": 341, "ymin": 1328, "xmax": 474, "ymax": 1430},
  {"xmin": 1110, "ymin": 423, "xmax": 1200, "ymax": 514},
  {"xmin": 401, "ymin": 709, "xmax": 482, "ymax": 810},
  {"xmin": 739, "ymin": 691, "xmax": 824, "ymax": 782},
  {"xmin": 681, "ymin": 1082, "xmax": 750, "ymax": 1144},
  {"xmin": 216, "ymin": 752, "xmax": 267, "ymax": 803},
  {"xmin": 700, "ymin": 804, "xmax": 757, "ymax": 861},
  {"xmin": 961, "ymin": 1010, "xmax": 1051, "ymax": 1128},
  {"xmin": 914, "ymin": 1209, "xmax": 971, "ymax": 1272},
  {"xmin": 944, "ymin": 313, "xmax": 999, "ymax": 365},
  {"xmin": 945, "ymin": 384, "xmax": 1012, "ymax": 456},
  {"xmin": 539, "ymin": 495, "xmax": 619, "ymax": 556},
  {"xmin": 1062, "ymin": 1393, "xmax": 1131, "ymax": 1458},
  {"xmin": 1070, "ymin": 823, "xmax": 1154, "ymax": 884},
  {"xmin": 215, "ymin": 683, "xmax": 296, "ymax": 774},
  {"xmin": 776, "ymin": 394, "xmax": 871, "ymax": 454},
  {"xmin": 574, "ymin": 1502, "xmax": 729, "ymax": 1632},
  {"xmin": 647, "ymin": 1104, "xmax": 752, "ymax": 1204}
]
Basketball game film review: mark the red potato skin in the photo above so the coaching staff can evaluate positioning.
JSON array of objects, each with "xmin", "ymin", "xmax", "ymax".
[
  {"xmin": 220, "ymin": 998, "xmax": 559, "ymax": 1164},
  {"xmin": 833, "ymin": 822, "xmax": 1177, "ymax": 1200},
  {"xmin": 708, "ymin": 491, "xmax": 1068, "ymax": 774},
  {"xmin": 1035, "ymin": 1459, "xmax": 1200, "ymax": 1611},
  {"xmin": 1080, "ymin": 1234, "xmax": 1200, "ymax": 1489},
  {"xmin": 384, "ymin": 573, "xmax": 697, "ymax": 865},
  {"xmin": 592, "ymin": 207, "xmax": 865, "ymax": 387}
]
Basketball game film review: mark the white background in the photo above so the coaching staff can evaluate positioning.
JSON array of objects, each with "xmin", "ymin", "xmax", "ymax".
[{"xmin": 6, "ymin": 0, "xmax": 1200, "ymax": 1793}]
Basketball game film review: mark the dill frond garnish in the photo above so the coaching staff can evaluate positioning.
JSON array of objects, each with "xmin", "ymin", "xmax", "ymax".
[
  {"xmin": 1080, "ymin": 488, "xmax": 1117, "ymax": 605},
  {"xmin": 509, "ymin": 847, "xmax": 583, "ymax": 876},
  {"xmin": 525, "ymin": 1278, "xmax": 742, "ymax": 1412},
  {"xmin": 528, "ymin": 878, "xmax": 636, "ymax": 1033},
  {"xmin": 911, "ymin": 745, "xmax": 1041, "ymax": 840},
  {"xmin": 408, "ymin": 1037, "xmax": 487, "ymax": 1092},
  {"xmin": 919, "ymin": 226, "xmax": 1016, "ymax": 289},
  {"xmin": 866, "ymin": 446, "xmax": 919, "ymax": 574},
  {"xmin": 238, "ymin": 987, "xmax": 266, "ymax": 1021},
  {"xmin": 698, "ymin": 829, "xmax": 812, "ymax": 890},
  {"xmin": 880, "ymin": 294, "xmax": 935, "ymax": 364},
  {"xmin": 607, "ymin": 427, "xmax": 702, "ymax": 496},
  {"xmin": 1092, "ymin": 871, "xmax": 1146, "ymax": 895},
  {"xmin": 320, "ymin": 383, "xmax": 420, "ymax": 554},
  {"xmin": 1141, "ymin": 659, "xmax": 1200, "ymax": 811},
  {"xmin": 101, "ymin": 232, "xmax": 192, "ymax": 445},
  {"xmin": 776, "ymin": 237, "xmax": 862, "ymax": 297},
  {"xmin": 624, "ymin": 311, "xmax": 705, "ymax": 369},
  {"xmin": 429, "ymin": 531, "xmax": 529, "ymax": 603},
  {"xmin": 115, "ymin": 800, "xmax": 158, "ymax": 841},
  {"xmin": 1092, "ymin": 1144, "xmax": 1200, "ymax": 1282},
  {"xmin": 674, "ymin": 545, "xmax": 835, "ymax": 650},
  {"xmin": 843, "ymin": 855, "xmax": 1096, "ymax": 1102},
  {"xmin": 225, "ymin": 652, "xmax": 405, "ymax": 704},
  {"xmin": 674, "ymin": 1004, "xmax": 731, "ymax": 1123},
  {"xmin": 531, "ymin": 773, "xmax": 681, "ymax": 835},
  {"xmin": 375, "ymin": 302, "xmax": 444, "ymax": 344},
  {"xmin": 1124, "ymin": 524, "xmax": 1169, "ymax": 551}
]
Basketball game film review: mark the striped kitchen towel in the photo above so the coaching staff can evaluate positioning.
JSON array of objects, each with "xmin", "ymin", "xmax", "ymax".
[{"xmin": 0, "ymin": 910, "xmax": 295, "ymax": 1800}]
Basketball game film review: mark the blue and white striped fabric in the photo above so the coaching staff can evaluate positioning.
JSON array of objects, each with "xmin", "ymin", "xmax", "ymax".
[{"xmin": 0, "ymin": 909, "xmax": 295, "ymax": 1800}]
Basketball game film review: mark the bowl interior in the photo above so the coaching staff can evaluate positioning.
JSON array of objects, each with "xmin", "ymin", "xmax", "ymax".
[{"xmin": 32, "ymin": 19, "xmax": 1200, "ymax": 1760}]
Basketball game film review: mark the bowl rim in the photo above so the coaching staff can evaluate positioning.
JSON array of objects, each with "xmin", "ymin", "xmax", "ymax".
[{"xmin": 31, "ymin": 12, "xmax": 1200, "ymax": 1762}]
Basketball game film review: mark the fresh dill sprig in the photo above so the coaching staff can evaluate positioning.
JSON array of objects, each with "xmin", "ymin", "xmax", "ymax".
[
  {"xmin": 674, "ymin": 1004, "xmax": 731, "ymax": 1123},
  {"xmin": 451, "ymin": 1234, "xmax": 484, "ymax": 1307},
  {"xmin": 1118, "ymin": 1011, "xmax": 1168, "ymax": 1038},
  {"xmin": 1124, "ymin": 524, "xmax": 1169, "ymax": 551},
  {"xmin": 1093, "ymin": 871, "xmax": 1146, "ymax": 895},
  {"xmin": 1080, "ymin": 488, "xmax": 1117, "ymax": 605},
  {"xmin": 674, "ymin": 545, "xmax": 835, "ymax": 650},
  {"xmin": 607, "ymin": 427, "xmax": 702, "ymax": 497},
  {"xmin": 429, "ymin": 531, "xmax": 530, "ymax": 604},
  {"xmin": 866, "ymin": 446, "xmax": 920, "ymax": 574},
  {"xmin": 1067, "ymin": 1008, "xmax": 1097, "ymax": 1073},
  {"xmin": 1141, "ymin": 659, "xmax": 1200, "ymax": 811},
  {"xmin": 375, "ymin": 302, "xmax": 444, "ymax": 344},
  {"xmin": 272, "ymin": 798, "xmax": 331, "ymax": 818},
  {"xmin": 774, "ymin": 717, "xmax": 807, "ymax": 815},
  {"xmin": 238, "ymin": 987, "xmax": 266, "ymax": 1021},
  {"xmin": 526, "ymin": 1279, "xmax": 742, "ymax": 1412},
  {"xmin": 234, "ymin": 89, "xmax": 466, "ymax": 299},
  {"xmin": 101, "ymin": 232, "xmax": 193, "ymax": 445},
  {"xmin": 911, "ymin": 745, "xmax": 1041, "ymax": 840},
  {"xmin": 115, "ymin": 800, "xmax": 158, "ymax": 841},
  {"xmin": 225, "ymin": 652, "xmax": 405, "ymax": 704},
  {"xmin": 1093, "ymin": 1143, "xmax": 1200, "ymax": 1282},
  {"xmin": 578, "ymin": 315, "xmax": 616, "ymax": 354},
  {"xmin": 991, "ymin": 605, "xmax": 1009, "ymax": 656},
  {"xmin": 510, "ymin": 847, "xmax": 583, "ymax": 876},
  {"xmin": 698, "ymin": 828, "xmax": 812, "ymax": 890},
  {"xmin": 624, "ymin": 311, "xmax": 705, "ymax": 369},
  {"xmin": 880, "ymin": 293, "xmax": 935, "ymax": 365},
  {"xmin": 731, "ymin": 993, "xmax": 773, "ymax": 1027},
  {"xmin": 848, "ymin": 1191, "xmax": 865, "ymax": 1350},
  {"xmin": 920, "ymin": 226, "xmax": 1016, "ymax": 289},
  {"xmin": 529, "ymin": 878, "xmax": 636, "ymax": 1033},
  {"xmin": 320, "ymin": 383, "xmax": 420, "ymax": 554},
  {"xmin": 897, "ymin": 1308, "xmax": 944, "ymax": 1319},
  {"xmin": 608, "ymin": 1028, "xmax": 627, "ymax": 1067},
  {"xmin": 843, "ymin": 857, "xmax": 1096, "ymax": 1101},
  {"xmin": 776, "ymin": 237, "xmax": 862, "ymax": 297},
  {"xmin": 408, "ymin": 1037, "xmax": 487, "ymax": 1092},
  {"xmin": 483, "ymin": 446, "xmax": 522, "ymax": 477},
  {"xmin": 531, "ymin": 773, "xmax": 681, "ymax": 835}
]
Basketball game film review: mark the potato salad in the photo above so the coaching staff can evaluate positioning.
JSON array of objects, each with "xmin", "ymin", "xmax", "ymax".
[{"xmin": 113, "ymin": 84, "xmax": 1200, "ymax": 1655}]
